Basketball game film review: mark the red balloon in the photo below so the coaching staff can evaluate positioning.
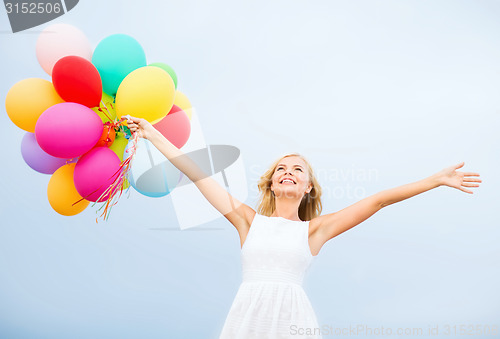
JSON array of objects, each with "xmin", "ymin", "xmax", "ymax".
[
  {"xmin": 52, "ymin": 56, "xmax": 102, "ymax": 108},
  {"xmin": 153, "ymin": 105, "xmax": 191, "ymax": 148}
]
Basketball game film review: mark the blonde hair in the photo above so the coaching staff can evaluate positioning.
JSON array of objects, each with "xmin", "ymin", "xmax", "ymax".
[{"xmin": 256, "ymin": 153, "xmax": 322, "ymax": 221}]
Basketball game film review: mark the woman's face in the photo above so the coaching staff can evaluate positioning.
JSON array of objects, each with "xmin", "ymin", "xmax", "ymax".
[{"xmin": 270, "ymin": 156, "xmax": 312, "ymax": 199}]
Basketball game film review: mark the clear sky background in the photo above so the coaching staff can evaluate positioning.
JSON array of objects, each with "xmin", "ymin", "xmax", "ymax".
[{"xmin": 1, "ymin": 1, "xmax": 499, "ymax": 338}]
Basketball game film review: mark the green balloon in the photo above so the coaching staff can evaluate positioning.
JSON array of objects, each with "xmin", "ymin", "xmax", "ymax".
[
  {"xmin": 109, "ymin": 132, "xmax": 129, "ymax": 161},
  {"xmin": 92, "ymin": 92, "xmax": 117, "ymax": 124},
  {"xmin": 149, "ymin": 62, "xmax": 178, "ymax": 89}
]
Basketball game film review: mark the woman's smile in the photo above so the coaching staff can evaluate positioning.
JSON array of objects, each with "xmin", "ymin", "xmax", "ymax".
[{"xmin": 270, "ymin": 156, "xmax": 312, "ymax": 198}]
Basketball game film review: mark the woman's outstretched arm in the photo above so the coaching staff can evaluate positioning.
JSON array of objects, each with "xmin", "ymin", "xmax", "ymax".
[
  {"xmin": 378, "ymin": 162, "xmax": 481, "ymax": 208},
  {"xmin": 126, "ymin": 116, "xmax": 255, "ymax": 232},
  {"xmin": 309, "ymin": 162, "xmax": 481, "ymax": 249}
]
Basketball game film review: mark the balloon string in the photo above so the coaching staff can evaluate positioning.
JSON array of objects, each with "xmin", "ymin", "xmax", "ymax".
[
  {"xmin": 99, "ymin": 100, "xmax": 126, "ymax": 134},
  {"xmin": 99, "ymin": 99, "xmax": 114, "ymax": 122},
  {"xmin": 93, "ymin": 132, "xmax": 139, "ymax": 222}
]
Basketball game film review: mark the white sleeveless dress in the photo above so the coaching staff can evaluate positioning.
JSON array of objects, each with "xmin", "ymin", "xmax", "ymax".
[{"xmin": 220, "ymin": 214, "xmax": 322, "ymax": 339}]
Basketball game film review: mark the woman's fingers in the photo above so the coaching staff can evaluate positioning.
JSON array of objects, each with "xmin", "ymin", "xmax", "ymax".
[
  {"xmin": 124, "ymin": 115, "xmax": 141, "ymax": 123},
  {"xmin": 120, "ymin": 116, "xmax": 149, "ymax": 139},
  {"xmin": 462, "ymin": 182, "xmax": 480, "ymax": 187},
  {"xmin": 122, "ymin": 115, "xmax": 141, "ymax": 128},
  {"xmin": 126, "ymin": 116, "xmax": 140, "ymax": 130},
  {"xmin": 463, "ymin": 177, "xmax": 482, "ymax": 183}
]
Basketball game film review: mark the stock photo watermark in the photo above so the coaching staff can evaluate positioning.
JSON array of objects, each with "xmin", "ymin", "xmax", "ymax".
[
  {"xmin": 290, "ymin": 323, "xmax": 499, "ymax": 337},
  {"xmin": 3, "ymin": 0, "xmax": 79, "ymax": 33},
  {"xmin": 249, "ymin": 163, "xmax": 380, "ymax": 200}
]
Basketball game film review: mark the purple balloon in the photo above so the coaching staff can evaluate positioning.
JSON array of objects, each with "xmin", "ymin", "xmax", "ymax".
[
  {"xmin": 35, "ymin": 102, "xmax": 103, "ymax": 158},
  {"xmin": 21, "ymin": 132, "xmax": 75, "ymax": 174}
]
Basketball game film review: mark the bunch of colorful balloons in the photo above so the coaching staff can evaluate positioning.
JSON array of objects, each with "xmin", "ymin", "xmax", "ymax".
[{"xmin": 5, "ymin": 23, "xmax": 193, "ymax": 217}]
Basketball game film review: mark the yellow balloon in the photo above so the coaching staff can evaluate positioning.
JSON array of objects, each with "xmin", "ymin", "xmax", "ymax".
[
  {"xmin": 92, "ymin": 92, "xmax": 117, "ymax": 124},
  {"xmin": 173, "ymin": 90, "xmax": 193, "ymax": 120},
  {"xmin": 47, "ymin": 163, "xmax": 89, "ymax": 216},
  {"xmin": 5, "ymin": 78, "xmax": 64, "ymax": 132},
  {"xmin": 123, "ymin": 178, "xmax": 130, "ymax": 190},
  {"xmin": 109, "ymin": 132, "xmax": 129, "ymax": 161},
  {"xmin": 116, "ymin": 66, "xmax": 175, "ymax": 124}
]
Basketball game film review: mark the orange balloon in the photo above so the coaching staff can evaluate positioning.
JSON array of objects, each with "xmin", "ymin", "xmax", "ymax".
[
  {"xmin": 47, "ymin": 163, "xmax": 89, "ymax": 216},
  {"xmin": 5, "ymin": 78, "xmax": 64, "ymax": 132},
  {"xmin": 95, "ymin": 122, "xmax": 116, "ymax": 147}
]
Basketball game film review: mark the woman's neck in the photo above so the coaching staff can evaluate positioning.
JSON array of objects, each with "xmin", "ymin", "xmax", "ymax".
[{"xmin": 271, "ymin": 197, "xmax": 302, "ymax": 221}]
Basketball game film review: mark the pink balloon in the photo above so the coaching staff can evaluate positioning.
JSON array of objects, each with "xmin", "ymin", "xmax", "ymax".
[
  {"xmin": 36, "ymin": 24, "xmax": 92, "ymax": 76},
  {"xmin": 153, "ymin": 105, "xmax": 191, "ymax": 148},
  {"xmin": 74, "ymin": 147, "xmax": 122, "ymax": 202},
  {"xmin": 35, "ymin": 102, "xmax": 103, "ymax": 158}
]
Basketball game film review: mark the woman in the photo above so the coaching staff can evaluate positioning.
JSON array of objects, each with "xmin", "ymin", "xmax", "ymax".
[{"xmin": 126, "ymin": 116, "xmax": 481, "ymax": 339}]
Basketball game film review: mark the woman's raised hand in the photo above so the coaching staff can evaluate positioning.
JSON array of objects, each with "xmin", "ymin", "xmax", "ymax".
[
  {"xmin": 435, "ymin": 162, "xmax": 482, "ymax": 194},
  {"xmin": 124, "ymin": 116, "xmax": 155, "ymax": 140}
]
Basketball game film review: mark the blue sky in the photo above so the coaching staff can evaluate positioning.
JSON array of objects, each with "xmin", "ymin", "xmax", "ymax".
[{"xmin": 1, "ymin": 1, "xmax": 499, "ymax": 338}]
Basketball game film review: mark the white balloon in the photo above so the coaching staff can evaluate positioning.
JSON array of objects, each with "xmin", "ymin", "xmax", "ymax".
[{"xmin": 36, "ymin": 23, "xmax": 92, "ymax": 75}]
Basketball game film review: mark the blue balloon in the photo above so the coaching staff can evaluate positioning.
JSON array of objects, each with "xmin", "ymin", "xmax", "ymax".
[
  {"xmin": 124, "ymin": 139, "xmax": 181, "ymax": 198},
  {"xmin": 92, "ymin": 34, "xmax": 146, "ymax": 96}
]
